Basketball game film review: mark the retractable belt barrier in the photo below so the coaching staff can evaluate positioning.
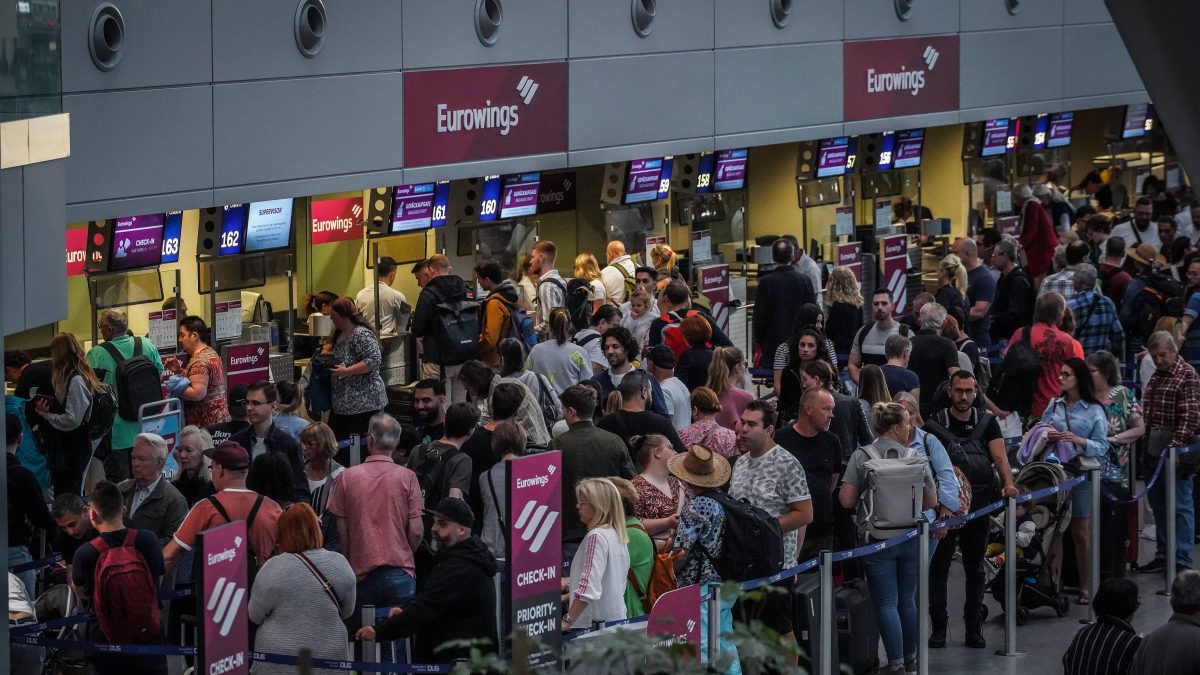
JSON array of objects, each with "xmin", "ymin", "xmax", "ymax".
[{"xmin": 1099, "ymin": 441, "xmax": 1200, "ymax": 503}]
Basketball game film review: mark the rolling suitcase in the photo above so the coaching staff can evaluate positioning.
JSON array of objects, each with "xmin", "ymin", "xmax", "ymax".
[
  {"xmin": 793, "ymin": 574, "xmax": 838, "ymax": 673},
  {"xmin": 836, "ymin": 579, "xmax": 878, "ymax": 675}
]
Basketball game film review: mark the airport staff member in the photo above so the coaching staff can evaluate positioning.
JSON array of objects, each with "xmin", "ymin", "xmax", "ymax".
[{"xmin": 356, "ymin": 256, "xmax": 409, "ymax": 336}]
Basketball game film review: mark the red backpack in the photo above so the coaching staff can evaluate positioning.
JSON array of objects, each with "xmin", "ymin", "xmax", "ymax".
[
  {"xmin": 90, "ymin": 529, "xmax": 161, "ymax": 644},
  {"xmin": 659, "ymin": 310, "xmax": 702, "ymax": 360}
]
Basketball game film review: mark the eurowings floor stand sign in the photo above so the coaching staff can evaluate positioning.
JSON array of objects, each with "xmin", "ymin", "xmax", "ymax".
[
  {"xmin": 648, "ymin": 584, "xmax": 702, "ymax": 661},
  {"xmin": 698, "ymin": 265, "xmax": 731, "ymax": 333},
  {"xmin": 199, "ymin": 520, "xmax": 249, "ymax": 675},
  {"xmin": 507, "ymin": 451, "xmax": 563, "ymax": 671},
  {"xmin": 880, "ymin": 235, "xmax": 910, "ymax": 317}
]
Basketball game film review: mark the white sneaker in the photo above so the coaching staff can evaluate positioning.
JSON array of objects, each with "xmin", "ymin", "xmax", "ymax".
[{"xmin": 1141, "ymin": 525, "xmax": 1156, "ymax": 541}]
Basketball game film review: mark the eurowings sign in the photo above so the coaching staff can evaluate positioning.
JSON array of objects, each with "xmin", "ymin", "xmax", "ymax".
[
  {"xmin": 199, "ymin": 520, "xmax": 249, "ymax": 675},
  {"xmin": 844, "ymin": 35, "xmax": 960, "ymax": 122}
]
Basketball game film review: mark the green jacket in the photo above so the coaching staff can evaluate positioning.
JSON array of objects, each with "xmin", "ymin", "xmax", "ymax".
[{"xmin": 85, "ymin": 335, "xmax": 164, "ymax": 450}]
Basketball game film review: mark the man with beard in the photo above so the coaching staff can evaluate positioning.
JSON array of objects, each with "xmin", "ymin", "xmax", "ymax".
[
  {"xmin": 1113, "ymin": 197, "xmax": 1161, "ymax": 260},
  {"xmin": 397, "ymin": 379, "xmax": 447, "ymax": 465},
  {"xmin": 589, "ymin": 326, "xmax": 670, "ymax": 417},
  {"xmin": 354, "ymin": 497, "xmax": 497, "ymax": 663},
  {"xmin": 848, "ymin": 288, "xmax": 910, "ymax": 385}
]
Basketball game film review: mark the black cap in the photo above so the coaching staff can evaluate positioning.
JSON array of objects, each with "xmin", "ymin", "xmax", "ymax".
[
  {"xmin": 424, "ymin": 497, "xmax": 475, "ymax": 529},
  {"xmin": 647, "ymin": 344, "xmax": 676, "ymax": 369}
]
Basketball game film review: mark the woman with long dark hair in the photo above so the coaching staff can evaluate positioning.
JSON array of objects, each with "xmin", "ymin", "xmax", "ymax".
[
  {"xmin": 327, "ymin": 297, "xmax": 387, "ymax": 442},
  {"xmin": 35, "ymin": 332, "xmax": 105, "ymax": 495},
  {"xmin": 1040, "ymin": 356, "xmax": 1109, "ymax": 605},
  {"xmin": 777, "ymin": 328, "xmax": 838, "ymax": 426}
]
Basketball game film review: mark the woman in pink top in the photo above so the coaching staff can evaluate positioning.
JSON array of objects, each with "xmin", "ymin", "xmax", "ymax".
[
  {"xmin": 678, "ymin": 387, "xmax": 738, "ymax": 460},
  {"xmin": 706, "ymin": 347, "xmax": 754, "ymax": 430}
]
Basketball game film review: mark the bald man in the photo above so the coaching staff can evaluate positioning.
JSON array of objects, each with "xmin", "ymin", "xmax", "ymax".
[{"xmin": 600, "ymin": 241, "xmax": 638, "ymax": 305}]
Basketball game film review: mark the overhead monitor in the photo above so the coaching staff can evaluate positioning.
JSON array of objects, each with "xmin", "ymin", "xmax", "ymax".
[
  {"xmin": 1047, "ymin": 112, "xmax": 1074, "ymax": 148},
  {"xmin": 431, "ymin": 180, "xmax": 451, "ymax": 227},
  {"xmin": 160, "ymin": 211, "xmax": 183, "ymax": 264},
  {"xmin": 713, "ymin": 148, "xmax": 748, "ymax": 191},
  {"xmin": 218, "ymin": 204, "xmax": 248, "ymax": 256},
  {"xmin": 243, "ymin": 198, "xmax": 294, "ymax": 253},
  {"xmin": 109, "ymin": 213, "xmax": 166, "ymax": 271},
  {"xmin": 694, "ymin": 152, "xmax": 717, "ymax": 194},
  {"xmin": 875, "ymin": 132, "xmax": 898, "ymax": 171},
  {"xmin": 499, "ymin": 172, "xmax": 541, "ymax": 219},
  {"xmin": 391, "ymin": 183, "xmax": 437, "ymax": 233},
  {"xmin": 891, "ymin": 129, "xmax": 925, "ymax": 169},
  {"xmin": 980, "ymin": 118, "xmax": 1017, "ymax": 157},
  {"xmin": 623, "ymin": 158, "xmax": 665, "ymax": 204},
  {"xmin": 1122, "ymin": 103, "xmax": 1155, "ymax": 139},
  {"xmin": 657, "ymin": 156, "xmax": 674, "ymax": 199},
  {"xmin": 815, "ymin": 137, "xmax": 857, "ymax": 178},
  {"xmin": 478, "ymin": 175, "xmax": 502, "ymax": 222}
]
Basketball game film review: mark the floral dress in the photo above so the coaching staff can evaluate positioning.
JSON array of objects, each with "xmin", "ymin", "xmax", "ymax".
[
  {"xmin": 1100, "ymin": 386, "xmax": 1142, "ymax": 488},
  {"xmin": 184, "ymin": 346, "xmax": 230, "ymax": 428}
]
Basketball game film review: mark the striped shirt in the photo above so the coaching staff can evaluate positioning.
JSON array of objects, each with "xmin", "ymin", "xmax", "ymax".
[{"xmin": 1062, "ymin": 615, "xmax": 1141, "ymax": 675}]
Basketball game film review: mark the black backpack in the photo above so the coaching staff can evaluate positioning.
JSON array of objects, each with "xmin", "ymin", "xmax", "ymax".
[
  {"xmin": 565, "ymin": 278, "xmax": 594, "ymax": 332},
  {"xmin": 854, "ymin": 322, "xmax": 911, "ymax": 366},
  {"xmin": 411, "ymin": 442, "xmax": 466, "ymax": 506},
  {"xmin": 697, "ymin": 490, "xmax": 784, "ymax": 582},
  {"xmin": 924, "ymin": 409, "xmax": 997, "ymax": 490},
  {"xmin": 85, "ymin": 383, "xmax": 118, "ymax": 442},
  {"xmin": 986, "ymin": 325, "xmax": 1041, "ymax": 416},
  {"xmin": 430, "ymin": 297, "xmax": 481, "ymax": 366},
  {"xmin": 1130, "ymin": 272, "xmax": 1184, "ymax": 340},
  {"xmin": 207, "ymin": 494, "xmax": 265, "ymax": 584},
  {"xmin": 100, "ymin": 338, "xmax": 163, "ymax": 422}
]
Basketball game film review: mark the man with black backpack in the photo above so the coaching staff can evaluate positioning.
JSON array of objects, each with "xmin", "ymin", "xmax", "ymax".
[
  {"xmin": 849, "ymin": 288, "xmax": 911, "ymax": 384},
  {"xmin": 532, "ymin": 240, "xmax": 567, "ymax": 332},
  {"xmin": 924, "ymin": 371, "xmax": 1017, "ymax": 650},
  {"xmin": 1120, "ymin": 243, "xmax": 1183, "ymax": 350},
  {"xmin": 86, "ymin": 308, "xmax": 165, "ymax": 483},
  {"xmin": 71, "ymin": 480, "xmax": 166, "ymax": 674},
  {"xmin": 411, "ymin": 254, "xmax": 477, "ymax": 404}
]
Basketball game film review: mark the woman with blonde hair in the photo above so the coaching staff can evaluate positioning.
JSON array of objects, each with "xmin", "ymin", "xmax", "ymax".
[
  {"xmin": 650, "ymin": 244, "xmax": 678, "ymax": 290},
  {"xmin": 678, "ymin": 387, "xmax": 738, "ymax": 459},
  {"xmin": 249, "ymin": 503, "xmax": 356, "ymax": 675},
  {"xmin": 936, "ymin": 254, "xmax": 969, "ymax": 315},
  {"xmin": 564, "ymin": 478, "xmax": 631, "ymax": 630},
  {"xmin": 574, "ymin": 252, "xmax": 607, "ymax": 315},
  {"xmin": 299, "ymin": 422, "xmax": 344, "ymax": 517},
  {"xmin": 825, "ymin": 266, "xmax": 865, "ymax": 355},
  {"xmin": 512, "ymin": 253, "xmax": 538, "ymax": 313},
  {"xmin": 706, "ymin": 346, "xmax": 753, "ymax": 430},
  {"xmin": 35, "ymin": 332, "xmax": 105, "ymax": 495},
  {"xmin": 173, "ymin": 425, "xmax": 215, "ymax": 506}
]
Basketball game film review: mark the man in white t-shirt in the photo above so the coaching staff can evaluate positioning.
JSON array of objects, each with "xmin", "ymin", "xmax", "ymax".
[
  {"xmin": 1111, "ymin": 198, "xmax": 1161, "ymax": 254},
  {"xmin": 647, "ymin": 345, "xmax": 691, "ymax": 429},
  {"xmin": 355, "ymin": 256, "xmax": 409, "ymax": 336},
  {"xmin": 600, "ymin": 241, "xmax": 638, "ymax": 305},
  {"xmin": 848, "ymin": 288, "xmax": 909, "ymax": 384},
  {"xmin": 531, "ymin": 241, "xmax": 566, "ymax": 330}
]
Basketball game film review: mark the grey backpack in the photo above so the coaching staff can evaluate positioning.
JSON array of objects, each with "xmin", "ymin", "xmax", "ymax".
[{"xmin": 860, "ymin": 443, "xmax": 928, "ymax": 540}]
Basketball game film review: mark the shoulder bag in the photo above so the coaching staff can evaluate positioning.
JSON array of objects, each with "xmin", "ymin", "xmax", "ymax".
[{"xmin": 294, "ymin": 551, "xmax": 342, "ymax": 611}]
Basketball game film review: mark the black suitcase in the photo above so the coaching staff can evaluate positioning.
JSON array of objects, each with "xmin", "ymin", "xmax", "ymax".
[
  {"xmin": 793, "ymin": 574, "xmax": 838, "ymax": 673},
  {"xmin": 836, "ymin": 579, "xmax": 879, "ymax": 675},
  {"xmin": 1061, "ymin": 481, "xmax": 1130, "ymax": 587}
]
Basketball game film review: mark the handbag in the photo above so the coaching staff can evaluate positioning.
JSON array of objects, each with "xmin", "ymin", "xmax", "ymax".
[{"xmin": 293, "ymin": 551, "xmax": 342, "ymax": 611}]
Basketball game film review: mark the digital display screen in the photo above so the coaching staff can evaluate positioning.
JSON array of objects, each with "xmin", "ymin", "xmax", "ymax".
[
  {"xmin": 1047, "ymin": 112, "xmax": 1073, "ymax": 148},
  {"xmin": 816, "ymin": 137, "xmax": 857, "ymax": 178},
  {"xmin": 892, "ymin": 129, "xmax": 924, "ymax": 169},
  {"xmin": 714, "ymin": 148, "xmax": 748, "ymax": 191},
  {"xmin": 624, "ymin": 158, "xmax": 664, "ymax": 204},
  {"xmin": 219, "ymin": 204, "xmax": 247, "ymax": 256},
  {"xmin": 391, "ymin": 183, "xmax": 436, "ymax": 233},
  {"xmin": 110, "ymin": 213, "xmax": 166, "ymax": 271},
  {"xmin": 160, "ymin": 211, "xmax": 183, "ymax": 264},
  {"xmin": 657, "ymin": 156, "xmax": 674, "ymax": 199},
  {"xmin": 876, "ymin": 132, "xmax": 898, "ymax": 171},
  {"xmin": 431, "ymin": 180, "xmax": 451, "ymax": 228},
  {"xmin": 981, "ymin": 118, "xmax": 1016, "ymax": 157},
  {"xmin": 500, "ymin": 172, "xmax": 541, "ymax": 219},
  {"xmin": 478, "ymin": 175, "xmax": 502, "ymax": 222},
  {"xmin": 243, "ymin": 198, "xmax": 294, "ymax": 252},
  {"xmin": 1122, "ymin": 103, "xmax": 1155, "ymax": 139},
  {"xmin": 694, "ymin": 152, "xmax": 716, "ymax": 194}
]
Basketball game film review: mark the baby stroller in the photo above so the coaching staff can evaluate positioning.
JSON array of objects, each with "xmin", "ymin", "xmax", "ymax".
[
  {"xmin": 33, "ymin": 583, "xmax": 89, "ymax": 674},
  {"xmin": 984, "ymin": 461, "xmax": 1074, "ymax": 624}
]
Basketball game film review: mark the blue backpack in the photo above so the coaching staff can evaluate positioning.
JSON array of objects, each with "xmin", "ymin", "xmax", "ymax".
[{"xmin": 493, "ymin": 295, "xmax": 538, "ymax": 350}]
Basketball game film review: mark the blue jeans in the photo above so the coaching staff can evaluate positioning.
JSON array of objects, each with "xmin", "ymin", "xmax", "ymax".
[
  {"xmin": 1148, "ymin": 469, "xmax": 1196, "ymax": 568},
  {"xmin": 8, "ymin": 545, "xmax": 35, "ymax": 601},
  {"xmin": 862, "ymin": 537, "xmax": 921, "ymax": 666},
  {"xmin": 352, "ymin": 566, "xmax": 416, "ymax": 662}
]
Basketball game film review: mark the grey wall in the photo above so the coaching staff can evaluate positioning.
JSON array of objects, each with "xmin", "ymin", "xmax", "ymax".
[
  {"xmin": 59, "ymin": 0, "xmax": 1144, "ymax": 222},
  {"xmin": 0, "ymin": 160, "xmax": 68, "ymax": 335}
]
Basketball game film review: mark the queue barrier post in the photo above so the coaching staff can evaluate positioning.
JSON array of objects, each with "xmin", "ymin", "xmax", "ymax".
[
  {"xmin": 1163, "ymin": 446, "xmax": 1177, "ymax": 597},
  {"xmin": 707, "ymin": 582, "xmax": 721, "ymax": 666},
  {"xmin": 917, "ymin": 520, "xmax": 930, "ymax": 675},
  {"xmin": 998, "ymin": 496, "xmax": 1024, "ymax": 657},
  {"xmin": 819, "ymin": 551, "xmax": 834, "ymax": 675},
  {"xmin": 1086, "ymin": 467, "xmax": 1102, "ymax": 624},
  {"xmin": 361, "ymin": 604, "xmax": 378, "ymax": 665},
  {"xmin": 350, "ymin": 434, "xmax": 362, "ymax": 467},
  {"xmin": 297, "ymin": 647, "xmax": 313, "ymax": 675}
]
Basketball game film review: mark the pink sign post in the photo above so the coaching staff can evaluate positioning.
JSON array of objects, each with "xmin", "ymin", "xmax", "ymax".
[
  {"xmin": 647, "ymin": 584, "xmax": 703, "ymax": 661},
  {"xmin": 198, "ymin": 520, "xmax": 249, "ymax": 675},
  {"xmin": 697, "ymin": 265, "xmax": 731, "ymax": 333},
  {"xmin": 224, "ymin": 342, "xmax": 271, "ymax": 389},
  {"xmin": 835, "ymin": 242, "xmax": 863, "ymax": 284},
  {"xmin": 880, "ymin": 235, "xmax": 910, "ymax": 317},
  {"xmin": 507, "ymin": 451, "xmax": 563, "ymax": 671}
]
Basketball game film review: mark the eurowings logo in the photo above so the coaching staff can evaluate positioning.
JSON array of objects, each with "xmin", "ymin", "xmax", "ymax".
[
  {"xmin": 207, "ymin": 576, "xmax": 247, "ymax": 637},
  {"xmin": 686, "ymin": 619, "xmax": 697, "ymax": 633},
  {"xmin": 516, "ymin": 76, "xmax": 539, "ymax": 104},
  {"xmin": 923, "ymin": 46, "xmax": 940, "ymax": 70},
  {"xmin": 351, "ymin": 203, "xmax": 363, "ymax": 219},
  {"xmin": 514, "ymin": 499, "xmax": 558, "ymax": 554}
]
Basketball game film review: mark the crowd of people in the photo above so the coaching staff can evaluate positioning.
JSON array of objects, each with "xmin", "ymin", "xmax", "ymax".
[{"xmin": 5, "ymin": 189, "xmax": 1200, "ymax": 674}]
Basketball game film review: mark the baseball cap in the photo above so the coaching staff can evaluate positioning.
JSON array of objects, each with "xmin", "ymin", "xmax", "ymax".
[
  {"xmin": 424, "ymin": 497, "xmax": 475, "ymax": 529},
  {"xmin": 204, "ymin": 440, "xmax": 250, "ymax": 471},
  {"xmin": 227, "ymin": 382, "xmax": 250, "ymax": 418},
  {"xmin": 647, "ymin": 345, "xmax": 676, "ymax": 369}
]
